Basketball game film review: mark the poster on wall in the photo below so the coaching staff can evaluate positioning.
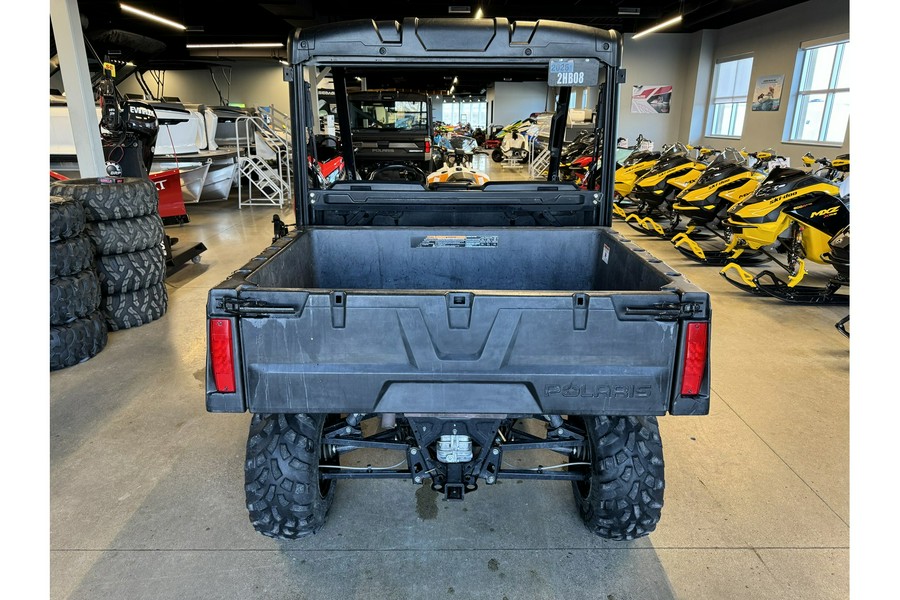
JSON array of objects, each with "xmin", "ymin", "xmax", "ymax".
[
  {"xmin": 752, "ymin": 75, "xmax": 784, "ymax": 111},
  {"xmin": 631, "ymin": 85, "xmax": 672, "ymax": 114}
]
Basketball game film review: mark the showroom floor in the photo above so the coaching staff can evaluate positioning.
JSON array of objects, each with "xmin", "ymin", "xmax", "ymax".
[{"xmin": 49, "ymin": 156, "xmax": 849, "ymax": 600}]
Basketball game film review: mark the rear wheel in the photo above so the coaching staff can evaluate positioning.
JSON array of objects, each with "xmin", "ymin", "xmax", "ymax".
[
  {"xmin": 244, "ymin": 413, "xmax": 340, "ymax": 539},
  {"xmin": 569, "ymin": 415, "xmax": 665, "ymax": 540}
]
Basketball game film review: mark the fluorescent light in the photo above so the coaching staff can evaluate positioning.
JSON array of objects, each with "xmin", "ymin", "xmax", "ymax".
[
  {"xmin": 186, "ymin": 43, "xmax": 284, "ymax": 48},
  {"xmin": 474, "ymin": 8, "xmax": 483, "ymax": 18},
  {"xmin": 452, "ymin": 76, "xmax": 458, "ymax": 84},
  {"xmin": 449, "ymin": 85, "xmax": 455, "ymax": 93},
  {"xmin": 120, "ymin": 3, "xmax": 186, "ymax": 31},
  {"xmin": 632, "ymin": 15, "xmax": 682, "ymax": 40},
  {"xmin": 279, "ymin": 60, "xmax": 289, "ymax": 66}
]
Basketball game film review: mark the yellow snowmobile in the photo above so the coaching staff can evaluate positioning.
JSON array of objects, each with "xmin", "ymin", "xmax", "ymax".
[
  {"xmin": 611, "ymin": 138, "xmax": 662, "ymax": 218},
  {"xmin": 670, "ymin": 149, "xmax": 787, "ymax": 260},
  {"xmin": 622, "ymin": 143, "xmax": 719, "ymax": 233},
  {"xmin": 802, "ymin": 152, "xmax": 849, "ymax": 181},
  {"xmin": 631, "ymin": 147, "xmax": 753, "ymax": 239},
  {"xmin": 718, "ymin": 157, "xmax": 850, "ymax": 304}
]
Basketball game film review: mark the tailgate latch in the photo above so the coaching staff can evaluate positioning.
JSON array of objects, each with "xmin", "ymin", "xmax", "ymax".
[{"xmin": 624, "ymin": 301, "xmax": 703, "ymax": 320}]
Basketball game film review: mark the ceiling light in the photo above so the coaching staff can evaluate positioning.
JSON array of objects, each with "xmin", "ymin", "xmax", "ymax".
[
  {"xmin": 186, "ymin": 43, "xmax": 284, "ymax": 48},
  {"xmin": 632, "ymin": 15, "xmax": 682, "ymax": 40},
  {"xmin": 474, "ymin": 8, "xmax": 483, "ymax": 19},
  {"xmin": 279, "ymin": 60, "xmax": 289, "ymax": 66},
  {"xmin": 452, "ymin": 76, "xmax": 458, "ymax": 84},
  {"xmin": 120, "ymin": 3, "xmax": 186, "ymax": 31}
]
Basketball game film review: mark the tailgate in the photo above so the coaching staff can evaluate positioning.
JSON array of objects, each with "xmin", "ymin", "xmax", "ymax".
[
  {"xmin": 352, "ymin": 130, "xmax": 427, "ymax": 162},
  {"xmin": 207, "ymin": 289, "xmax": 709, "ymax": 416}
]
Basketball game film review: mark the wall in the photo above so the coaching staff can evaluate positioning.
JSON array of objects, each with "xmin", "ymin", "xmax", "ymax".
[
  {"xmin": 490, "ymin": 81, "xmax": 549, "ymax": 127},
  {"xmin": 697, "ymin": 0, "xmax": 850, "ymax": 160},
  {"xmin": 114, "ymin": 69, "xmax": 223, "ymax": 106},
  {"xmin": 618, "ymin": 32, "xmax": 694, "ymax": 148},
  {"xmin": 678, "ymin": 30, "xmax": 718, "ymax": 144},
  {"xmin": 221, "ymin": 64, "xmax": 291, "ymax": 114},
  {"xmin": 91, "ymin": 62, "xmax": 291, "ymax": 113}
]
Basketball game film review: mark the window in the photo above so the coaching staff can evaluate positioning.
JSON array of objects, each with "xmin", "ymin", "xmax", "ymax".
[
  {"xmin": 707, "ymin": 56, "xmax": 753, "ymax": 137},
  {"xmin": 787, "ymin": 38, "xmax": 849, "ymax": 144},
  {"xmin": 441, "ymin": 101, "xmax": 487, "ymax": 129},
  {"xmin": 349, "ymin": 98, "xmax": 428, "ymax": 131}
]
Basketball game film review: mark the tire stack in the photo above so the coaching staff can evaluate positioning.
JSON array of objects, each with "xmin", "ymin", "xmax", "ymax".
[
  {"xmin": 49, "ymin": 178, "xmax": 168, "ymax": 332},
  {"xmin": 50, "ymin": 196, "xmax": 107, "ymax": 371}
]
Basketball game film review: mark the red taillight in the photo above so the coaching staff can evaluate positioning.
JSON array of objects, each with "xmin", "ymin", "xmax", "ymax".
[
  {"xmin": 680, "ymin": 322, "xmax": 708, "ymax": 396},
  {"xmin": 209, "ymin": 319, "xmax": 236, "ymax": 393},
  {"xmin": 425, "ymin": 139, "xmax": 431, "ymax": 153}
]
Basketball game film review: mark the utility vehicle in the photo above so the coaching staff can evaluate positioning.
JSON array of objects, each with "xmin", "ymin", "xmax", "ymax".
[{"xmin": 205, "ymin": 17, "xmax": 711, "ymax": 541}]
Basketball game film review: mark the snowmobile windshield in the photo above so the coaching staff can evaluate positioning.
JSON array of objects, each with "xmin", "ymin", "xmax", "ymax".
[
  {"xmin": 693, "ymin": 153, "xmax": 744, "ymax": 186},
  {"xmin": 710, "ymin": 148, "xmax": 745, "ymax": 168},
  {"xmin": 733, "ymin": 167, "xmax": 816, "ymax": 209},
  {"xmin": 659, "ymin": 143, "xmax": 688, "ymax": 160},
  {"xmin": 839, "ymin": 175, "xmax": 850, "ymax": 199},
  {"xmin": 622, "ymin": 150, "xmax": 656, "ymax": 167}
]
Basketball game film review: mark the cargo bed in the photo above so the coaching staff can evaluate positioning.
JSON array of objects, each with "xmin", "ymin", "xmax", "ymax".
[{"xmin": 207, "ymin": 227, "xmax": 710, "ymax": 417}]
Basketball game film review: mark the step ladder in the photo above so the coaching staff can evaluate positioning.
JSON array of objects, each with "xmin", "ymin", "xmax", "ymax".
[
  {"xmin": 529, "ymin": 148, "xmax": 551, "ymax": 178},
  {"xmin": 236, "ymin": 115, "xmax": 293, "ymax": 208}
]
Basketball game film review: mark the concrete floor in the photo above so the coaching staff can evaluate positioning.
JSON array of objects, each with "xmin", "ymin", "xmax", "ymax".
[{"xmin": 50, "ymin": 158, "xmax": 849, "ymax": 599}]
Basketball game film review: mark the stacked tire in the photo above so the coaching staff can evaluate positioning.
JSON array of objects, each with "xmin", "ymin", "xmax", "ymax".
[
  {"xmin": 49, "ymin": 178, "xmax": 168, "ymax": 332},
  {"xmin": 50, "ymin": 196, "xmax": 107, "ymax": 370}
]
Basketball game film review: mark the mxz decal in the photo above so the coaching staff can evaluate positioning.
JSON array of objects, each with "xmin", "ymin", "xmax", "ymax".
[{"xmin": 810, "ymin": 206, "xmax": 841, "ymax": 218}]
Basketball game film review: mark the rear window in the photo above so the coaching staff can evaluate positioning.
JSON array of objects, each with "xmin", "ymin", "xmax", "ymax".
[{"xmin": 350, "ymin": 99, "xmax": 428, "ymax": 131}]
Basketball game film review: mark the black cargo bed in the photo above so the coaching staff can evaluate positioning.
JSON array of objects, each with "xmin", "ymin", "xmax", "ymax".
[
  {"xmin": 246, "ymin": 227, "xmax": 672, "ymax": 292},
  {"xmin": 207, "ymin": 227, "xmax": 709, "ymax": 417}
]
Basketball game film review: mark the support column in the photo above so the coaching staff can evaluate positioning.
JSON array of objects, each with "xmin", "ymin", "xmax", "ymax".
[{"xmin": 50, "ymin": 0, "xmax": 106, "ymax": 178}]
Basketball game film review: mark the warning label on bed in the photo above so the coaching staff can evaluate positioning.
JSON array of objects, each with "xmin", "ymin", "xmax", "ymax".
[{"xmin": 413, "ymin": 235, "xmax": 499, "ymax": 248}]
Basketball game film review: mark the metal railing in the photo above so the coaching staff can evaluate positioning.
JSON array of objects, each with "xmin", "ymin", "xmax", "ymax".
[{"xmin": 235, "ymin": 114, "xmax": 293, "ymax": 208}]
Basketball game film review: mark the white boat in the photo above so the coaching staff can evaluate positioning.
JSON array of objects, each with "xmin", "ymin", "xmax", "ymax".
[
  {"xmin": 50, "ymin": 94, "xmax": 238, "ymax": 200},
  {"xmin": 199, "ymin": 156, "xmax": 238, "ymax": 201},
  {"xmin": 153, "ymin": 150, "xmax": 238, "ymax": 202},
  {"xmin": 165, "ymin": 162, "xmax": 209, "ymax": 203},
  {"xmin": 209, "ymin": 106, "xmax": 252, "ymax": 146}
]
